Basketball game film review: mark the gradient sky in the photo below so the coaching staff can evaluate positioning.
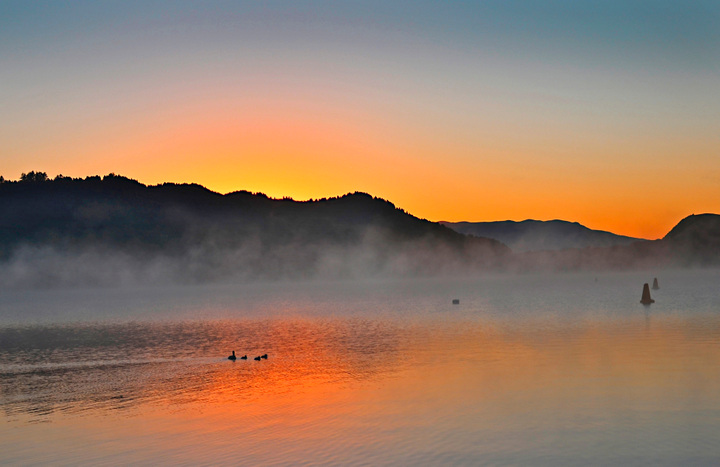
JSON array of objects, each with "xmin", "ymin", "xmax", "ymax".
[{"xmin": 2, "ymin": 1, "xmax": 719, "ymax": 238}]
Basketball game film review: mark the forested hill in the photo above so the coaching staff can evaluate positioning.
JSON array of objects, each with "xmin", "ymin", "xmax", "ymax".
[
  {"xmin": 441, "ymin": 219, "xmax": 641, "ymax": 252},
  {"xmin": 508, "ymin": 213, "xmax": 720, "ymax": 271},
  {"xmin": 1, "ymin": 173, "xmax": 717, "ymax": 286},
  {"xmin": 0, "ymin": 174, "xmax": 509, "ymax": 286},
  {"xmin": 662, "ymin": 213, "xmax": 720, "ymax": 264}
]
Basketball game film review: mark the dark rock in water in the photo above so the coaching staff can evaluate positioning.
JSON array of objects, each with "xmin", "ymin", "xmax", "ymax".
[
  {"xmin": 652, "ymin": 277, "xmax": 659, "ymax": 290},
  {"xmin": 452, "ymin": 299, "xmax": 460, "ymax": 305},
  {"xmin": 641, "ymin": 283, "xmax": 655, "ymax": 305}
]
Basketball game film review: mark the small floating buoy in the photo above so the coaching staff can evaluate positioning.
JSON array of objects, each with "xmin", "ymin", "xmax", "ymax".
[
  {"xmin": 652, "ymin": 277, "xmax": 659, "ymax": 290},
  {"xmin": 640, "ymin": 283, "xmax": 655, "ymax": 305},
  {"xmin": 452, "ymin": 299, "xmax": 460, "ymax": 305},
  {"xmin": 228, "ymin": 351, "xmax": 237, "ymax": 361}
]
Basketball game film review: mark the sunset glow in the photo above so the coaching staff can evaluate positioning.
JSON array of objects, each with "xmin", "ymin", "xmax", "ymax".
[
  {"xmin": 2, "ymin": 1, "xmax": 718, "ymax": 238},
  {"xmin": 5, "ymin": 312, "xmax": 718, "ymax": 464}
]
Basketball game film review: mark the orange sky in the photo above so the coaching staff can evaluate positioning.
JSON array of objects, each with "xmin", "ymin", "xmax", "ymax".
[
  {"xmin": 2, "ymin": 2, "xmax": 719, "ymax": 239},
  {"xmin": 7, "ymin": 95, "xmax": 715, "ymax": 239}
]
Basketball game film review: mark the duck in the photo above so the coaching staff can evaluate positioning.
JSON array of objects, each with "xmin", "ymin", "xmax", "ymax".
[
  {"xmin": 261, "ymin": 354, "xmax": 268, "ymax": 359},
  {"xmin": 254, "ymin": 356, "xmax": 262, "ymax": 361},
  {"xmin": 228, "ymin": 351, "xmax": 237, "ymax": 361},
  {"xmin": 240, "ymin": 354, "xmax": 248, "ymax": 360}
]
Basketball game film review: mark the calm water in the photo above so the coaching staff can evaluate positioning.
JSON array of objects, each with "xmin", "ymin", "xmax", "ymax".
[{"xmin": 2, "ymin": 269, "xmax": 720, "ymax": 465}]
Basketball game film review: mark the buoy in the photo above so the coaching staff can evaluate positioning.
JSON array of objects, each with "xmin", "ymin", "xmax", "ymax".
[
  {"xmin": 452, "ymin": 299, "xmax": 460, "ymax": 305},
  {"xmin": 228, "ymin": 351, "xmax": 237, "ymax": 361},
  {"xmin": 652, "ymin": 277, "xmax": 659, "ymax": 290},
  {"xmin": 640, "ymin": 283, "xmax": 655, "ymax": 305}
]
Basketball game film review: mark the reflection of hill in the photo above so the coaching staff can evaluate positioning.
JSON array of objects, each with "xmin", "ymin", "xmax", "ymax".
[
  {"xmin": 0, "ymin": 175, "xmax": 509, "ymax": 286},
  {"xmin": 441, "ymin": 220, "xmax": 641, "ymax": 252}
]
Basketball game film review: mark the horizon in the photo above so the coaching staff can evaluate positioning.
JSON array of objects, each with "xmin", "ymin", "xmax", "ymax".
[
  {"xmin": 2, "ymin": 1, "xmax": 719, "ymax": 239},
  {"xmin": 7, "ymin": 169, "xmax": 713, "ymax": 240}
]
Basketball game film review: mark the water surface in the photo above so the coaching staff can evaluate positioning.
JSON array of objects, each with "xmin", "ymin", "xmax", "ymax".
[{"xmin": 2, "ymin": 270, "xmax": 719, "ymax": 465}]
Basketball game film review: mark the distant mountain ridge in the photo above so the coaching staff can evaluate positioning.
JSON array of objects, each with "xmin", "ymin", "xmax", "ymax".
[
  {"xmin": 662, "ymin": 213, "xmax": 720, "ymax": 264},
  {"xmin": 0, "ymin": 174, "xmax": 509, "ymax": 286},
  {"xmin": 0, "ymin": 173, "xmax": 718, "ymax": 287},
  {"xmin": 440, "ymin": 219, "xmax": 642, "ymax": 252}
]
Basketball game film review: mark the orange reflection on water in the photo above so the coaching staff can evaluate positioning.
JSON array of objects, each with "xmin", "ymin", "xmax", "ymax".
[
  {"xmin": 123, "ymin": 316, "xmax": 719, "ymax": 458},
  {"xmin": 3, "ymin": 314, "xmax": 720, "ymax": 464}
]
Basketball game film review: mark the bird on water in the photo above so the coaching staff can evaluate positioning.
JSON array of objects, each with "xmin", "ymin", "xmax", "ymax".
[{"xmin": 228, "ymin": 351, "xmax": 237, "ymax": 361}]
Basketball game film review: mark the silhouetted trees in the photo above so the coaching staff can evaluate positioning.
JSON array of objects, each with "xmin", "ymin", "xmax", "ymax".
[
  {"xmin": 0, "ymin": 173, "xmax": 512, "ymax": 283},
  {"xmin": 20, "ymin": 171, "xmax": 48, "ymax": 183},
  {"xmin": 2, "ymin": 171, "xmax": 715, "ymax": 287}
]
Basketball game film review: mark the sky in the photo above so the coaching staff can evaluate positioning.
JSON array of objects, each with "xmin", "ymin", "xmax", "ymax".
[{"xmin": 1, "ymin": 1, "xmax": 719, "ymax": 239}]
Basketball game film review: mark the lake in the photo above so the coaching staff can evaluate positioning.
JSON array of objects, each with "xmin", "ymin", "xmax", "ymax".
[{"xmin": 2, "ymin": 269, "xmax": 720, "ymax": 465}]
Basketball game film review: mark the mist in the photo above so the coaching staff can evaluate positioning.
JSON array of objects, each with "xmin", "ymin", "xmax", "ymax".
[
  {"xmin": 0, "ymin": 174, "xmax": 718, "ymax": 290},
  {"xmin": 0, "ymin": 226, "xmax": 505, "ymax": 289}
]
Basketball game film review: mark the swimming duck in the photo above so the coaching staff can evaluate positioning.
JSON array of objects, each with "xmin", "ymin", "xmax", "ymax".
[
  {"xmin": 228, "ymin": 351, "xmax": 237, "ymax": 361},
  {"xmin": 240, "ymin": 355, "xmax": 248, "ymax": 360},
  {"xmin": 254, "ymin": 356, "xmax": 262, "ymax": 361},
  {"xmin": 261, "ymin": 354, "xmax": 268, "ymax": 359}
]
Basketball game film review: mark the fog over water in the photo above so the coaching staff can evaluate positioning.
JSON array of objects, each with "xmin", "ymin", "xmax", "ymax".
[
  {"xmin": 0, "ymin": 223, "xmax": 504, "ymax": 288},
  {"xmin": 2, "ymin": 269, "xmax": 720, "ymax": 465},
  {"xmin": 1, "ymin": 268, "xmax": 717, "ymax": 325},
  {"xmin": 3, "ymin": 178, "xmax": 717, "ymax": 290}
]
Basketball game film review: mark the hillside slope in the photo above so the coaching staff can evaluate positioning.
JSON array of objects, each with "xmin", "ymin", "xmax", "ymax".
[
  {"xmin": 441, "ymin": 219, "xmax": 641, "ymax": 252},
  {"xmin": 0, "ymin": 175, "xmax": 509, "ymax": 286},
  {"xmin": 662, "ymin": 213, "xmax": 720, "ymax": 265}
]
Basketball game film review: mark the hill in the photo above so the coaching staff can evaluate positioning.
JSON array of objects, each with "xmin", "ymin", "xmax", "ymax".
[
  {"xmin": 1, "ymin": 173, "xmax": 717, "ymax": 285},
  {"xmin": 508, "ymin": 214, "xmax": 720, "ymax": 272},
  {"xmin": 0, "ymin": 174, "xmax": 509, "ymax": 287},
  {"xmin": 662, "ymin": 213, "xmax": 720, "ymax": 265},
  {"xmin": 441, "ymin": 220, "xmax": 642, "ymax": 252}
]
